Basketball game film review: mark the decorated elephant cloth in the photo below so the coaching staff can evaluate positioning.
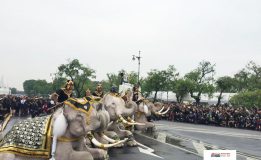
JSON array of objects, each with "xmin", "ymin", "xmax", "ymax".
[
  {"xmin": 0, "ymin": 115, "xmax": 53, "ymax": 158},
  {"xmin": 0, "ymin": 97, "xmax": 95, "ymax": 159},
  {"xmin": 64, "ymin": 97, "xmax": 93, "ymax": 117}
]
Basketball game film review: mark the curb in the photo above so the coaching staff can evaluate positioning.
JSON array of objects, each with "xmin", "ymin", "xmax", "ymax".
[{"xmin": 0, "ymin": 113, "xmax": 12, "ymax": 132}]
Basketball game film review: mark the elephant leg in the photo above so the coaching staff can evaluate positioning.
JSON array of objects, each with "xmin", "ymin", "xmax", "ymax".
[
  {"xmin": 116, "ymin": 129, "xmax": 137, "ymax": 147},
  {"xmin": 0, "ymin": 153, "xmax": 15, "ymax": 160},
  {"xmin": 86, "ymin": 147, "xmax": 109, "ymax": 160},
  {"xmin": 70, "ymin": 151, "xmax": 94, "ymax": 160},
  {"xmin": 145, "ymin": 122, "xmax": 158, "ymax": 139},
  {"xmin": 55, "ymin": 142, "xmax": 93, "ymax": 160}
]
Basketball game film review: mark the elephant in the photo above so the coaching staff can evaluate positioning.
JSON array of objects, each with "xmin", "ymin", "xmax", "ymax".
[
  {"xmin": 83, "ymin": 96, "xmax": 127, "ymax": 160},
  {"xmin": 134, "ymin": 100, "xmax": 170, "ymax": 138},
  {"xmin": 148, "ymin": 102, "xmax": 170, "ymax": 117},
  {"xmin": 0, "ymin": 97, "xmax": 124, "ymax": 160},
  {"xmin": 134, "ymin": 99, "xmax": 155, "ymax": 131},
  {"xmin": 102, "ymin": 93, "xmax": 144, "ymax": 146}
]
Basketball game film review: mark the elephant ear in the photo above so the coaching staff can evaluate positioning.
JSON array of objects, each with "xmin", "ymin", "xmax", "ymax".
[
  {"xmin": 63, "ymin": 105, "xmax": 77, "ymax": 121},
  {"xmin": 126, "ymin": 101, "xmax": 137, "ymax": 109}
]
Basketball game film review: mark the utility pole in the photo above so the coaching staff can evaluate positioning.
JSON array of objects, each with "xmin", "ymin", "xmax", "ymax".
[{"xmin": 132, "ymin": 51, "xmax": 141, "ymax": 85}]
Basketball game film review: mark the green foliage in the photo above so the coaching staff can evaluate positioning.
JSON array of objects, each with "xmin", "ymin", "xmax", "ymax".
[
  {"xmin": 106, "ymin": 73, "xmax": 121, "ymax": 88},
  {"xmin": 23, "ymin": 80, "xmax": 52, "ymax": 97},
  {"xmin": 185, "ymin": 61, "xmax": 215, "ymax": 104},
  {"xmin": 10, "ymin": 88, "xmax": 17, "ymax": 94},
  {"xmin": 216, "ymin": 76, "xmax": 235, "ymax": 92},
  {"xmin": 57, "ymin": 59, "xmax": 96, "ymax": 97},
  {"xmin": 104, "ymin": 70, "xmax": 139, "ymax": 93},
  {"xmin": 230, "ymin": 90, "xmax": 261, "ymax": 109},
  {"xmin": 52, "ymin": 77, "xmax": 67, "ymax": 91},
  {"xmin": 171, "ymin": 79, "xmax": 192, "ymax": 103},
  {"xmin": 142, "ymin": 65, "xmax": 178, "ymax": 102},
  {"xmin": 234, "ymin": 61, "xmax": 261, "ymax": 91},
  {"xmin": 127, "ymin": 71, "xmax": 138, "ymax": 85}
]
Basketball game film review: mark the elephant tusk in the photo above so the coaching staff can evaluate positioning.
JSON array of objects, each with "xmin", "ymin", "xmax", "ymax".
[
  {"xmin": 107, "ymin": 121, "xmax": 113, "ymax": 128},
  {"xmin": 160, "ymin": 107, "xmax": 170, "ymax": 115},
  {"xmin": 119, "ymin": 115, "xmax": 145, "ymax": 126},
  {"xmin": 101, "ymin": 133, "xmax": 117, "ymax": 143},
  {"xmin": 127, "ymin": 122, "xmax": 146, "ymax": 126},
  {"xmin": 119, "ymin": 115, "xmax": 129, "ymax": 124},
  {"xmin": 155, "ymin": 112, "xmax": 162, "ymax": 115},
  {"xmin": 158, "ymin": 105, "xmax": 165, "ymax": 113},
  {"xmin": 127, "ymin": 117, "xmax": 135, "ymax": 123},
  {"xmin": 89, "ymin": 134, "xmax": 127, "ymax": 148}
]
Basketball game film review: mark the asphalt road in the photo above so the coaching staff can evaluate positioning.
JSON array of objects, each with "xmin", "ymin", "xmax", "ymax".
[
  {"xmin": 154, "ymin": 120, "xmax": 261, "ymax": 160},
  {"xmin": 109, "ymin": 132, "xmax": 202, "ymax": 160}
]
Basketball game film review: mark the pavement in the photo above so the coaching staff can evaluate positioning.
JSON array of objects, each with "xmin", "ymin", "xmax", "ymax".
[{"xmin": 153, "ymin": 120, "xmax": 261, "ymax": 160}]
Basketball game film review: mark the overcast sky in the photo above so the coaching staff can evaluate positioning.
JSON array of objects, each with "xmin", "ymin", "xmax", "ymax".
[{"xmin": 0, "ymin": 0, "xmax": 260, "ymax": 90}]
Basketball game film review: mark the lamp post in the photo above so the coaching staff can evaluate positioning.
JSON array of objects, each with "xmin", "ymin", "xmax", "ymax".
[{"xmin": 132, "ymin": 51, "xmax": 141, "ymax": 85}]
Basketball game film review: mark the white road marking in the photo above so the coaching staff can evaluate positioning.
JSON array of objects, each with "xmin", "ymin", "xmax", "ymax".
[
  {"xmin": 157, "ymin": 132, "xmax": 167, "ymax": 142},
  {"xmin": 156, "ymin": 125, "xmax": 261, "ymax": 140},
  {"xmin": 136, "ymin": 141, "xmax": 154, "ymax": 152},
  {"xmin": 138, "ymin": 147, "xmax": 164, "ymax": 159},
  {"xmin": 246, "ymin": 157, "xmax": 259, "ymax": 160},
  {"xmin": 192, "ymin": 141, "xmax": 206, "ymax": 157},
  {"xmin": 153, "ymin": 123, "xmax": 261, "ymax": 160}
]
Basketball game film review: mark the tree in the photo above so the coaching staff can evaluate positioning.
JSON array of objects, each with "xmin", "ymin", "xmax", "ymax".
[
  {"xmin": 23, "ymin": 80, "xmax": 52, "ymax": 97},
  {"xmin": 10, "ymin": 88, "xmax": 17, "ymax": 94},
  {"xmin": 127, "ymin": 71, "xmax": 138, "ymax": 85},
  {"xmin": 171, "ymin": 78, "xmax": 193, "ymax": 103},
  {"xmin": 234, "ymin": 69, "xmax": 249, "ymax": 92},
  {"xmin": 57, "ymin": 59, "xmax": 96, "ymax": 97},
  {"xmin": 51, "ymin": 76, "xmax": 67, "ymax": 92},
  {"xmin": 234, "ymin": 61, "xmax": 261, "ymax": 91},
  {"xmin": 230, "ymin": 90, "xmax": 261, "ymax": 109},
  {"xmin": 104, "ymin": 70, "xmax": 139, "ymax": 93},
  {"xmin": 245, "ymin": 61, "xmax": 261, "ymax": 90},
  {"xmin": 185, "ymin": 61, "xmax": 215, "ymax": 105},
  {"xmin": 142, "ymin": 65, "xmax": 178, "ymax": 102},
  {"xmin": 163, "ymin": 65, "xmax": 178, "ymax": 102},
  {"xmin": 106, "ymin": 73, "xmax": 121, "ymax": 89},
  {"xmin": 215, "ymin": 76, "xmax": 235, "ymax": 106}
]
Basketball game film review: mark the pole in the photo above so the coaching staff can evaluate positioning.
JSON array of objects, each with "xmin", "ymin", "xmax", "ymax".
[{"xmin": 138, "ymin": 51, "xmax": 141, "ymax": 85}]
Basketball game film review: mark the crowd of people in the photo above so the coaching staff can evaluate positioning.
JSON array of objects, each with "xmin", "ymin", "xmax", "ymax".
[
  {"xmin": 0, "ymin": 80, "xmax": 106, "ymax": 121},
  {"xmin": 162, "ymin": 103, "xmax": 261, "ymax": 131},
  {"xmin": 0, "ymin": 95, "xmax": 56, "ymax": 120},
  {"xmin": 1, "ymin": 80, "xmax": 260, "ymax": 132}
]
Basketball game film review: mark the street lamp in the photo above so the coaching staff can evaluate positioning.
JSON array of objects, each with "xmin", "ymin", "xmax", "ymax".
[{"xmin": 132, "ymin": 51, "xmax": 141, "ymax": 85}]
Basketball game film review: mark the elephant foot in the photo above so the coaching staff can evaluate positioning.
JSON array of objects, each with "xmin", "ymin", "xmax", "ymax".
[
  {"xmin": 126, "ymin": 140, "xmax": 137, "ymax": 147},
  {"xmin": 90, "ymin": 148, "xmax": 108, "ymax": 160},
  {"xmin": 103, "ymin": 153, "xmax": 110, "ymax": 160}
]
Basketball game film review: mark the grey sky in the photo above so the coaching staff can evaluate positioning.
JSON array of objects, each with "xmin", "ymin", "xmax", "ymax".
[{"xmin": 0, "ymin": 0, "xmax": 260, "ymax": 90}]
